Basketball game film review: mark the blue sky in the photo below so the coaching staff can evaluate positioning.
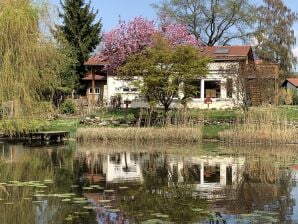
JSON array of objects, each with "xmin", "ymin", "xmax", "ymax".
[
  {"xmin": 49, "ymin": 0, "xmax": 298, "ymax": 55},
  {"xmin": 49, "ymin": 0, "xmax": 297, "ymax": 31}
]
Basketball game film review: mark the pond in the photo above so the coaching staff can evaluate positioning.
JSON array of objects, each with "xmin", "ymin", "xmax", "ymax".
[{"xmin": 0, "ymin": 141, "xmax": 297, "ymax": 223}]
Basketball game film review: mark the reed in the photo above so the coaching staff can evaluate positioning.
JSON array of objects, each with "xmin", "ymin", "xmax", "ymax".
[
  {"xmin": 219, "ymin": 109, "xmax": 298, "ymax": 144},
  {"xmin": 77, "ymin": 126, "xmax": 202, "ymax": 143}
]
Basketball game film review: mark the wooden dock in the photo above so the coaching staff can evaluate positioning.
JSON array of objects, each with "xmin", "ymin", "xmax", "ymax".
[{"xmin": 29, "ymin": 131, "xmax": 69, "ymax": 142}]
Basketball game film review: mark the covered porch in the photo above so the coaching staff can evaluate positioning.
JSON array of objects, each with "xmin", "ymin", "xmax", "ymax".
[{"xmin": 82, "ymin": 73, "xmax": 107, "ymax": 106}]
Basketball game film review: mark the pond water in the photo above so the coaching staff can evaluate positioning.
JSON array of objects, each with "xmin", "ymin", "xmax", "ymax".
[{"xmin": 0, "ymin": 141, "xmax": 298, "ymax": 224}]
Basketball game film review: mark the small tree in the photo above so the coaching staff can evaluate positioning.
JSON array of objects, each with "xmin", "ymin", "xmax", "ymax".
[
  {"xmin": 119, "ymin": 35, "xmax": 210, "ymax": 121},
  {"xmin": 282, "ymin": 88, "xmax": 294, "ymax": 105},
  {"xmin": 224, "ymin": 63, "xmax": 278, "ymax": 112},
  {"xmin": 223, "ymin": 63, "xmax": 254, "ymax": 112},
  {"xmin": 236, "ymin": 64, "xmax": 254, "ymax": 112}
]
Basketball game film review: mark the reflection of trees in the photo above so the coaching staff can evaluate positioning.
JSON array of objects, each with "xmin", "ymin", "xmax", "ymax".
[
  {"xmin": 219, "ymin": 146, "xmax": 296, "ymax": 222},
  {"xmin": 142, "ymin": 153, "xmax": 169, "ymax": 187},
  {"xmin": 0, "ymin": 142, "xmax": 81, "ymax": 224},
  {"xmin": 74, "ymin": 150, "xmax": 105, "ymax": 185},
  {"xmin": 181, "ymin": 163, "xmax": 201, "ymax": 183},
  {"xmin": 118, "ymin": 185, "xmax": 207, "ymax": 223},
  {"xmin": 113, "ymin": 152, "xmax": 206, "ymax": 223}
]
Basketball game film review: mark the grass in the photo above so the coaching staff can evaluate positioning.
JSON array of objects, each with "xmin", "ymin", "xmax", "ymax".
[
  {"xmin": 36, "ymin": 108, "xmax": 241, "ymax": 140},
  {"xmin": 276, "ymin": 105, "xmax": 298, "ymax": 121},
  {"xmin": 40, "ymin": 119, "xmax": 80, "ymax": 138},
  {"xmin": 203, "ymin": 125, "xmax": 231, "ymax": 140},
  {"xmin": 38, "ymin": 106, "xmax": 298, "ymax": 141},
  {"xmin": 87, "ymin": 108, "xmax": 137, "ymax": 120},
  {"xmin": 219, "ymin": 109, "xmax": 298, "ymax": 144},
  {"xmin": 85, "ymin": 108, "xmax": 239, "ymax": 122},
  {"xmin": 76, "ymin": 126, "xmax": 203, "ymax": 143},
  {"xmin": 191, "ymin": 109, "xmax": 239, "ymax": 121}
]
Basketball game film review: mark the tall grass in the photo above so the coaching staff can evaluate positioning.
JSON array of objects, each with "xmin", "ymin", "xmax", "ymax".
[
  {"xmin": 77, "ymin": 126, "xmax": 202, "ymax": 143},
  {"xmin": 136, "ymin": 108, "xmax": 204, "ymax": 127},
  {"xmin": 219, "ymin": 109, "xmax": 298, "ymax": 144}
]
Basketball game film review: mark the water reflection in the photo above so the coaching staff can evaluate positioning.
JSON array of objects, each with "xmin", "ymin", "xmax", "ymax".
[
  {"xmin": 75, "ymin": 147, "xmax": 247, "ymax": 222},
  {"xmin": 0, "ymin": 141, "xmax": 297, "ymax": 223}
]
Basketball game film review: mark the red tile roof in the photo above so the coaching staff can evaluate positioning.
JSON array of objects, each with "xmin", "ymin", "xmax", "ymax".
[
  {"xmin": 82, "ymin": 74, "xmax": 107, "ymax": 81},
  {"xmin": 286, "ymin": 78, "xmax": 298, "ymax": 87},
  {"xmin": 201, "ymin": 46, "xmax": 253, "ymax": 61},
  {"xmin": 84, "ymin": 54, "xmax": 109, "ymax": 66}
]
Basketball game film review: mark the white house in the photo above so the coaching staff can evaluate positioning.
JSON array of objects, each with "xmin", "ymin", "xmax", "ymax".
[{"xmin": 84, "ymin": 45, "xmax": 277, "ymax": 109}]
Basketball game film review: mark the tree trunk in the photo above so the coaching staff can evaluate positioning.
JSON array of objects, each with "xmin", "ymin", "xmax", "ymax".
[{"xmin": 163, "ymin": 104, "xmax": 170, "ymax": 126}]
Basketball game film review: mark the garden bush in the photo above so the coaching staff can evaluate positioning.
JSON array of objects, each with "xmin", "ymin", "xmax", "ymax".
[{"xmin": 60, "ymin": 98, "xmax": 77, "ymax": 114}]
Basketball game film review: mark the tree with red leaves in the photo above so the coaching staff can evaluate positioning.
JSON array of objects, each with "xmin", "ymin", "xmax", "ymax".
[{"xmin": 102, "ymin": 17, "xmax": 199, "ymax": 73}]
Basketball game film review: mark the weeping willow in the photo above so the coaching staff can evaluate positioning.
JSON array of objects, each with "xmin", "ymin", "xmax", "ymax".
[{"xmin": 0, "ymin": 0, "xmax": 70, "ymax": 135}]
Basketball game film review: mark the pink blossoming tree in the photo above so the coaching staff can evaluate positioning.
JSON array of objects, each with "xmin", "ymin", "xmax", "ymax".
[{"xmin": 102, "ymin": 17, "xmax": 200, "ymax": 73}]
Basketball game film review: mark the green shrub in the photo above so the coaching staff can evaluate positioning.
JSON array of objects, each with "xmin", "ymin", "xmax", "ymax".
[
  {"xmin": 60, "ymin": 99, "xmax": 77, "ymax": 114},
  {"xmin": 293, "ymin": 93, "xmax": 298, "ymax": 105},
  {"xmin": 88, "ymin": 113, "xmax": 96, "ymax": 119}
]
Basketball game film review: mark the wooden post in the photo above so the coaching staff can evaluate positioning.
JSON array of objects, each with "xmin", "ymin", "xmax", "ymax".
[
  {"xmin": 91, "ymin": 67, "xmax": 95, "ymax": 106},
  {"xmin": 274, "ymin": 65, "xmax": 279, "ymax": 106},
  {"xmin": 124, "ymin": 100, "xmax": 131, "ymax": 123}
]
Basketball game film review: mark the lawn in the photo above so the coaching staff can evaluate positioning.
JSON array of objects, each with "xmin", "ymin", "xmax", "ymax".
[
  {"xmin": 277, "ymin": 105, "xmax": 298, "ymax": 121},
  {"xmin": 203, "ymin": 125, "xmax": 231, "ymax": 140},
  {"xmin": 199, "ymin": 109, "xmax": 239, "ymax": 120},
  {"xmin": 41, "ymin": 119, "xmax": 80, "ymax": 138},
  {"xmin": 41, "ymin": 108, "xmax": 238, "ymax": 139}
]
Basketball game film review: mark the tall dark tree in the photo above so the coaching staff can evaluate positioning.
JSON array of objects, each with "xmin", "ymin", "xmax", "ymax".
[
  {"xmin": 152, "ymin": 0, "xmax": 256, "ymax": 46},
  {"xmin": 55, "ymin": 0, "xmax": 102, "ymax": 89},
  {"xmin": 254, "ymin": 0, "xmax": 298, "ymax": 77}
]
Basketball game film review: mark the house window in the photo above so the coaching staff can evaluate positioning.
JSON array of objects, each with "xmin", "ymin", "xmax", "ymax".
[
  {"xmin": 204, "ymin": 165, "xmax": 220, "ymax": 183},
  {"xmin": 117, "ymin": 86, "xmax": 139, "ymax": 92},
  {"xmin": 89, "ymin": 88, "xmax": 100, "ymax": 94},
  {"xmin": 226, "ymin": 78, "xmax": 233, "ymax": 98},
  {"xmin": 122, "ymin": 87, "xmax": 130, "ymax": 92},
  {"xmin": 130, "ymin": 87, "xmax": 138, "ymax": 92},
  {"xmin": 205, "ymin": 81, "xmax": 221, "ymax": 98}
]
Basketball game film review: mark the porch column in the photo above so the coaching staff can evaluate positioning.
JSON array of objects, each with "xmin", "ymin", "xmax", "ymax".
[
  {"xmin": 220, "ymin": 163, "xmax": 227, "ymax": 185},
  {"xmin": 200, "ymin": 162, "xmax": 204, "ymax": 184},
  {"xmin": 220, "ymin": 80, "xmax": 226, "ymax": 98},
  {"xmin": 91, "ymin": 67, "xmax": 95, "ymax": 105},
  {"xmin": 200, "ymin": 79, "xmax": 205, "ymax": 99}
]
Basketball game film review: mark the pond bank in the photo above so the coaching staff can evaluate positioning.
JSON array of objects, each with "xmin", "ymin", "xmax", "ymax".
[{"xmin": 2, "ymin": 106, "xmax": 298, "ymax": 144}]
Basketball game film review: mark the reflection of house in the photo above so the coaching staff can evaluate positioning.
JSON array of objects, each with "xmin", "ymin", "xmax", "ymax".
[
  {"xmin": 105, "ymin": 153, "xmax": 143, "ymax": 183},
  {"xmin": 84, "ymin": 46, "xmax": 279, "ymax": 108},
  {"xmin": 78, "ymin": 150, "xmax": 244, "ymax": 193},
  {"xmin": 79, "ymin": 151, "xmax": 143, "ymax": 184},
  {"xmin": 168, "ymin": 156, "xmax": 245, "ymax": 192}
]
